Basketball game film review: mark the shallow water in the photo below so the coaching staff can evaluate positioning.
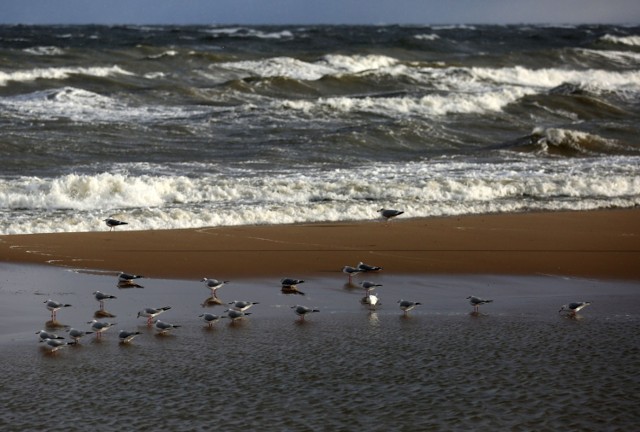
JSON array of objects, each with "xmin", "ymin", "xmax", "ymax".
[{"xmin": 0, "ymin": 263, "xmax": 639, "ymax": 430}]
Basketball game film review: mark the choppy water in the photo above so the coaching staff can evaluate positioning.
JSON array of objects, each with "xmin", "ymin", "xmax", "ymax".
[
  {"xmin": 1, "ymin": 24, "xmax": 640, "ymax": 234},
  {"xmin": 1, "ymin": 263, "xmax": 639, "ymax": 430}
]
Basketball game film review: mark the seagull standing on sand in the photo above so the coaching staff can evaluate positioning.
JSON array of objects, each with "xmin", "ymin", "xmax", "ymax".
[
  {"xmin": 378, "ymin": 208, "xmax": 404, "ymax": 223},
  {"xmin": 44, "ymin": 299, "xmax": 71, "ymax": 321},
  {"xmin": 104, "ymin": 218, "xmax": 128, "ymax": 231},
  {"xmin": 118, "ymin": 330, "xmax": 142, "ymax": 343},
  {"xmin": 41, "ymin": 338, "xmax": 75, "ymax": 353},
  {"xmin": 199, "ymin": 313, "xmax": 224, "ymax": 328},
  {"xmin": 67, "ymin": 328, "xmax": 94, "ymax": 343},
  {"xmin": 559, "ymin": 301, "xmax": 592, "ymax": 316},
  {"xmin": 292, "ymin": 305, "xmax": 320, "ymax": 322},
  {"xmin": 281, "ymin": 278, "xmax": 305, "ymax": 295},
  {"xmin": 201, "ymin": 278, "xmax": 228, "ymax": 297},
  {"xmin": 154, "ymin": 320, "xmax": 181, "ymax": 335},
  {"xmin": 87, "ymin": 320, "xmax": 115, "ymax": 339},
  {"xmin": 467, "ymin": 296, "xmax": 493, "ymax": 313},
  {"xmin": 93, "ymin": 291, "xmax": 117, "ymax": 310},
  {"xmin": 137, "ymin": 306, "xmax": 172, "ymax": 326},
  {"xmin": 398, "ymin": 300, "xmax": 422, "ymax": 316},
  {"xmin": 343, "ymin": 266, "xmax": 362, "ymax": 284}
]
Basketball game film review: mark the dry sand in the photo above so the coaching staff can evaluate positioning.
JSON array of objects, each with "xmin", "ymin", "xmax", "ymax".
[{"xmin": 1, "ymin": 209, "xmax": 638, "ymax": 280}]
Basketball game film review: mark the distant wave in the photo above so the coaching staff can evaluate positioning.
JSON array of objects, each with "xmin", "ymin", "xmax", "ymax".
[
  {"xmin": 601, "ymin": 34, "xmax": 640, "ymax": 46},
  {"xmin": 203, "ymin": 27, "xmax": 294, "ymax": 39}
]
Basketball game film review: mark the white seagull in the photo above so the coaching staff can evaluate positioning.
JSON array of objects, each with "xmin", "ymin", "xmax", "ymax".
[
  {"xmin": 154, "ymin": 320, "xmax": 181, "ymax": 335},
  {"xmin": 67, "ymin": 328, "xmax": 94, "ymax": 343},
  {"xmin": 398, "ymin": 300, "xmax": 422, "ymax": 315},
  {"xmin": 93, "ymin": 290, "xmax": 117, "ymax": 310},
  {"xmin": 559, "ymin": 301, "xmax": 592, "ymax": 316},
  {"xmin": 342, "ymin": 266, "xmax": 362, "ymax": 283},
  {"xmin": 199, "ymin": 313, "xmax": 224, "ymax": 328},
  {"xmin": 44, "ymin": 299, "xmax": 71, "ymax": 321},
  {"xmin": 118, "ymin": 330, "xmax": 142, "ymax": 343},
  {"xmin": 201, "ymin": 278, "xmax": 229, "ymax": 297},
  {"xmin": 41, "ymin": 338, "xmax": 75, "ymax": 353},
  {"xmin": 378, "ymin": 208, "xmax": 404, "ymax": 222},
  {"xmin": 467, "ymin": 296, "xmax": 493, "ymax": 313},
  {"xmin": 228, "ymin": 300, "xmax": 259, "ymax": 312},
  {"xmin": 137, "ymin": 306, "xmax": 172, "ymax": 326},
  {"xmin": 292, "ymin": 305, "xmax": 319, "ymax": 322},
  {"xmin": 104, "ymin": 218, "xmax": 128, "ymax": 231},
  {"xmin": 87, "ymin": 320, "xmax": 115, "ymax": 339}
]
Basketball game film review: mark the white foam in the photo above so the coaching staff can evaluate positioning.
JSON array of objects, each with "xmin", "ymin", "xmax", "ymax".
[
  {"xmin": 601, "ymin": 34, "xmax": 640, "ymax": 46},
  {"xmin": 0, "ymin": 65, "xmax": 133, "ymax": 87},
  {"xmin": 22, "ymin": 46, "xmax": 65, "ymax": 56},
  {"xmin": 414, "ymin": 34, "xmax": 440, "ymax": 41},
  {"xmin": 2, "ymin": 156, "xmax": 639, "ymax": 234}
]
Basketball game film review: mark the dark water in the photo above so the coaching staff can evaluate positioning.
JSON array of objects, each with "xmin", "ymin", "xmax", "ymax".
[
  {"xmin": 1, "ymin": 264, "xmax": 639, "ymax": 430},
  {"xmin": 1, "ymin": 24, "xmax": 640, "ymax": 234}
]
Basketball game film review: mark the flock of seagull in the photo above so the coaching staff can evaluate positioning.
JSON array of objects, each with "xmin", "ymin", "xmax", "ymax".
[{"xmin": 35, "ymin": 211, "xmax": 592, "ymax": 353}]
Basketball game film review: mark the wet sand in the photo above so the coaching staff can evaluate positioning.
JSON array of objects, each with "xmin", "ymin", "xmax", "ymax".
[{"xmin": 1, "ymin": 209, "xmax": 639, "ymax": 280}]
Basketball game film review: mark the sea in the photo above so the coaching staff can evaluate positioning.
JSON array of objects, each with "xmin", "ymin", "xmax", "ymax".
[{"xmin": 1, "ymin": 24, "xmax": 640, "ymax": 234}]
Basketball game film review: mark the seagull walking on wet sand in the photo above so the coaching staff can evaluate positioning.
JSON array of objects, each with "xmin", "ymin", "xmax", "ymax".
[
  {"xmin": 67, "ymin": 328, "xmax": 94, "ymax": 343},
  {"xmin": 41, "ymin": 338, "xmax": 75, "ymax": 353},
  {"xmin": 378, "ymin": 208, "xmax": 404, "ymax": 223},
  {"xmin": 44, "ymin": 299, "xmax": 71, "ymax": 321},
  {"xmin": 199, "ymin": 313, "xmax": 224, "ymax": 328},
  {"xmin": 87, "ymin": 320, "xmax": 115, "ymax": 339},
  {"xmin": 343, "ymin": 266, "xmax": 362, "ymax": 284},
  {"xmin": 398, "ymin": 300, "xmax": 422, "ymax": 316},
  {"xmin": 93, "ymin": 291, "xmax": 117, "ymax": 310},
  {"xmin": 154, "ymin": 320, "xmax": 181, "ymax": 335},
  {"xmin": 118, "ymin": 330, "xmax": 142, "ymax": 343},
  {"xmin": 281, "ymin": 278, "xmax": 305, "ymax": 295},
  {"xmin": 292, "ymin": 305, "xmax": 319, "ymax": 322},
  {"xmin": 228, "ymin": 300, "xmax": 259, "ymax": 312},
  {"xmin": 559, "ymin": 301, "xmax": 592, "ymax": 316},
  {"xmin": 104, "ymin": 218, "xmax": 128, "ymax": 231},
  {"xmin": 137, "ymin": 306, "xmax": 172, "ymax": 326},
  {"xmin": 467, "ymin": 296, "xmax": 493, "ymax": 313},
  {"xmin": 201, "ymin": 278, "xmax": 228, "ymax": 297},
  {"xmin": 224, "ymin": 309, "xmax": 251, "ymax": 322}
]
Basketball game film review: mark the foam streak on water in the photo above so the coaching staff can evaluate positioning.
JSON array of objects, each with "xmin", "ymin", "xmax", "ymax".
[{"xmin": 1, "ymin": 24, "xmax": 639, "ymax": 234}]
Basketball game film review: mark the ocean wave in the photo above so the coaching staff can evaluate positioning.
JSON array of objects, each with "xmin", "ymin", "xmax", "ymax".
[
  {"xmin": 22, "ymin": 46, "xmax": 65, "ymax": 56},
  {"xmin": 600, "ymin": 34, "xmax": 640, "ymax": 46},
  {"xmin": 0, "ymin": 65, "xmax": 133, "ymax": 86},
  {"xmin": 203, "ymin": 27, "xmax": 294, "ymax": 39},
  {"xmin": 507, "ymin": 127, "xmax": 630, "ymax": 156},
  {"xmin": 1, "ymin": 158, "xmax": 639, "ymax": 234},
  {"xmin": 414, "ymin": 34, "xmax": 440, "ymax": 41}
]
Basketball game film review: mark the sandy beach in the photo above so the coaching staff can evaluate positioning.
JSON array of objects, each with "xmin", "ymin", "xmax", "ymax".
[{"xmin": 1, "ymin": 209, "xmax": 639, "ymax": 280}]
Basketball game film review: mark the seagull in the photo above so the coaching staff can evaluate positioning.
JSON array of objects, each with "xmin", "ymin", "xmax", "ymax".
[
  {"xmin": 357, "ymin": 262, "xmax": 383, "ymax": 272},
  {"xmin": 67, "ymin": 328, "xmax": 94, "ymax": 343},
  {"xmin": 559, "ymin": 301, "xmax": 592, "ymax": 316},
  {"xmin": 228, "ymin": 300, "xmax": 259, "ymax": 312},
  {"xmin": 44, "ymin": 299, "xmax": 71, "ymax": 321},
  {"xmin": 224, "ymin": 309, "xmax": 251, "ymax": 322},
  {"xmin": 36, "ymin": 330, "xmax": 64, "ymax": 341},
  {"xmin": 137, "ymin": 306, "xmax": 172, "ymax": 326},
  {"xmin": 154, "ymin": 320, "xmax": 181, "ymax": 335},
  {"xmin": 118, "ymin": 272, "xmax": 144, "ymax": 287},
  {"xmin": 342, "ymin": 266, "xmax": 362, "ymax": 284},
  {"xmin": 93, "ymin": 291, "xmax": 117, "ymax": 310},
  {"xmin": 201, "ymin": 278, "xmax": 228, "ymax": 297},
  {"xmin": 104, "ymin": 218, "xmax": 128, "ymax": 231},
  {"xmin": 87, "ymin": 320, "xmax": 115, "ymax": 339},
  {"xmin": 362, "ymin": 290, "xmax": 380, "ymax": 309},
  {"xmin": 281, "ymin": 278, "xmax": 305, "ymax": 295},
  {"xmin": 378, "ymin": 208, "xmax": 404, "ymax": 223},
  {"xmin": 360, "ymin": 281, "xmax": 382, "ymax": 290},
  {"xmin": 292, "ymin": 305, "xmax": 319, "ymax": 322},
  {"xmin": 398, "ymin": 300, "xmax": 422, "ymax": 316},
  {"xmin": 467, "ymin": 296, "xmax": 493, "ymax": 313},
  {"xmin": 199, "ymin": 313, "xmax": 224, "ymax": 328},
  {"xmin": 41, "ymin": 338, "xmax": 75, "ymax": 353},
  {"xmin": 118, "ymin": 330, "xmax": 142, "ymax": 343}
]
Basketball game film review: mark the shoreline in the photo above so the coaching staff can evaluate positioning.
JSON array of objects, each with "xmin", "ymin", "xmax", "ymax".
[{"xmin": 1, "ymin": 209, "xmax": 639, "ymax": 281}]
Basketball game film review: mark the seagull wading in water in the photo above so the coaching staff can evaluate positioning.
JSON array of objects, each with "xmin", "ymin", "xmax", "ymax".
[
  {"xmin": 467, "ymin": 296, "xmax": 493, "ymax": 313},
  {"xmin": 291, "ymin": 305, "xmax": 320, "ymax": 322},
  {"xmin": 559, "ymin": 301, "xmax": 591, "ymax": 316},
  {"xmin": 342, "ymin": 266, "xmax": 362, "ymax": 284},
  {"xmin": 398, "ymin": 300, "xmax": 422, "ymax": 316},
  {"xmin": 137, "ymin": 306, "xmax": 172, "ymax": 326},
  {"xmin": 44, "ymin": 299, "xmax": 71, "ymax": 321},
  {"xmin": 201, "ymin": 278, "xmax": 228, "ymax": 297},
  {"xmin": 93, "ymin": 291, "xmax": 117, "ymax": 310}
]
